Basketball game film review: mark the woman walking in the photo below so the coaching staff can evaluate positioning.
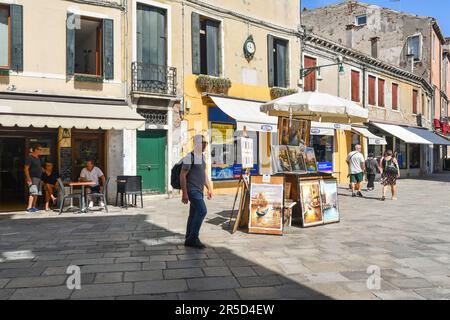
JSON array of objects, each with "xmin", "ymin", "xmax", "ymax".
[{"xmin": 379, "ymin": 150, "xmax": 400, "ymax": 201}]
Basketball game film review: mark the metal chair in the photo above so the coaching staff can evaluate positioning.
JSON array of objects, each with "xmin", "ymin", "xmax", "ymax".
[
  {"xmin": 57, "ymin": 178, "xmax": 82, "ymax": 214},
  {"xmin": 86, "ymin": 177, "xmax": 110, "ymax": 212},
  {"xmin": 115, "ymin": 176, "xmax": 143, "ymax": 209}
]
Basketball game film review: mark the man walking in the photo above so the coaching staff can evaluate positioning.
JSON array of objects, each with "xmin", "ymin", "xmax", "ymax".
[
  {"xmin": 24, "ymin": 144, "xmax": 43, "ymax": 213},
  {"xmin": 180, "ymin": 134, "xmax": 213, "ymax": 249},
  {"xmin": 365, "ymin": 153, "xmax": 379, "ymax": 191},
  {"xmin": 346, "ymin": 144, "xmax": 365, "ymax": 197}
]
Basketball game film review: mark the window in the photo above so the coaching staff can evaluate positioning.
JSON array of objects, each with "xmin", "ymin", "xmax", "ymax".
[
  {"xmin": 422, "ymin": 94, "xmax": 425, "ymax": 115},
  {"xmin": 378, "ymin": 78, "xmax": 385, "ymax": 107},
  {"xmin": 303, "ymin": 56, "xmax": 316, "ymax": 92},
  {"xmin": 407, "ymin": 35, "xmax": 421, "ymax": 62},
  {"xmin": 412, "ymin": 89, "xmax": 418, "ymax": 114},
  {"xmin": 310, "ymin": 135, "xmax": 334, "ymax": 172},
  {"xmin": 355, "ymin": 15, "xmax": 367, "ymax": 26},
  {"xmin": 191, "ymin": 13, "xmax": 220, "ymax": 77},
  {"xmin": 409, "ymin": 144, "xmax": 420, "ymax": 169},
  {"xmin": 0, "ymin": 5, "xmax": 9, "ymax": 68},
  {"xmin": 392, "ymin": 83, "xmax": 399, "ymax": 110},
  {"xmin": 368, "ymin": 75, "xmax": 376, "ymax": 105},
  {"xmin": 66, "ymin": 14, "xmax": 114, "ymax": 79},
  {"xmin": 351, "ymin": 70, "xmax": 360, "ymax": 102},
  {"xmin": 268, "ymin": 35, "xmax": 288, "ymax": 87},
  {"xmin": 395, "ymin": 138, "xmax": 407, "ymax": 169}
]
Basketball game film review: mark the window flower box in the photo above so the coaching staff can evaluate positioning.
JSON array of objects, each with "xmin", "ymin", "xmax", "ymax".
[
  {"xmin": 74, "ymin": 74, "xmax": 104, "ymax": 83},
  {"xmin": 196, "ymin": 75, "xmax": 232, "ymax": 94},
  {"xmin": 0, "ymin": 69, "xmax": 10, "ymax": 77},
  {"xmin": 270, "ymin": 87, "xmax": 298, "ymax": 99}
]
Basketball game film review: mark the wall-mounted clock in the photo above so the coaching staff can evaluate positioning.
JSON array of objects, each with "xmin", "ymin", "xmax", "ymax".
[{"xmin": 244, "ymin": 35, "xmax": 256, "ymax": 61}]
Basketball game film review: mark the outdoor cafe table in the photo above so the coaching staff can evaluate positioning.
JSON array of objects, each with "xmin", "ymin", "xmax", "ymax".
[{"xmin": 65, "ymin": 181, "xmax": 96, "ymax": 213}]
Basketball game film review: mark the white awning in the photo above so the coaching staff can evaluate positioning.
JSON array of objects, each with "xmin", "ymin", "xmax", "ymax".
[
  {"xmin": 0, "ymin": 99, "xmax": 146, "ymax": 130},
  {"xmin": 372, "ymin": 122, "xmax": 432, "ymax": 145},
  {"xmin": 210, "ymin": 96, "xmax": 278, "ymax": 132},
  {"xmin": 352, "ymin": 127, "xmax": 387, "ymax": 145}
]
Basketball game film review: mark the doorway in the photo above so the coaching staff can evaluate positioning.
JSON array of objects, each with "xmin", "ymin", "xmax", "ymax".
[
  {"xmin": 137, "ymin": 130, "xmax": 166, "ymax": 194},
  {"xmin": 0, "ymin": 138, "xmax": 25, "ymax": 211},
  {"xmin": 72, "ymin": 131, "xmax": 105, "ymax": 181}
]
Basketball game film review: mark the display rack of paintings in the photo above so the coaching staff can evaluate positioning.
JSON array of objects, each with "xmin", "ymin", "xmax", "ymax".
[
  {"xmin": 320, "ymin": 179, "xmax": 340, "ymax": 224},
  {"xmin": 298, "ymin": 178, "xmax": 324, "ymax": 227},
  {"xmin": 248, "ymin": 175, "xmax": 284, "ymax": 235}
]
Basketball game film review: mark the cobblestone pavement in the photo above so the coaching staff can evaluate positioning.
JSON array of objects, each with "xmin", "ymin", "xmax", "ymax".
[{"xmin": 0, "ymin": 174, "xmax": 449, "ymax": 300}]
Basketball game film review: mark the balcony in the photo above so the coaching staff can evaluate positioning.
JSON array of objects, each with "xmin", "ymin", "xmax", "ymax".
[{"xmin": 131, "ymin": 62, "xmax": 177, "ymax": 96}]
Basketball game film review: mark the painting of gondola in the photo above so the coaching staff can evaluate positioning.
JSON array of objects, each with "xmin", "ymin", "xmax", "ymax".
[
  {"xmin": 320, "ymin": 179, "xmax": 340, "ymax": 224},
  {"xmin": 299, "ymin": 180, "xmax": 323, "ymax": 227},
  {"xmin": 248, "ymin": 176, "xmax": 284, "ymax": 235}
]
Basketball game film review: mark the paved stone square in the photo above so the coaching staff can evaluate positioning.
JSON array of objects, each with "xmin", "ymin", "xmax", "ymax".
[{"xmin": 0, "ymin": 174, "xmax": 449, "ymax": 300}]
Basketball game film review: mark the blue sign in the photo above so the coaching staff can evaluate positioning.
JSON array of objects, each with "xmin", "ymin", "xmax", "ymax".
[
  {"xmin": 233, "ymin": 163, "xmax": 259, "ymax": 178},
  {"xmin": 317, "ymin": 162, "xmax": 333, "ymax": 172}
]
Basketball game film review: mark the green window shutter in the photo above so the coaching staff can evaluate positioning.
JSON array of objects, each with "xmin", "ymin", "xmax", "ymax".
[
  {"xmin": 103, "ymin": 19, "xmax": 114, "ymax": 80},
  {"xmin": 276, "ymin": 40, "xmax": 287, "ymax": 88},
  {"xmin": 267, "ymin": 35, "xmax": 274, "ymax": 87},
  {"xmin": 66, "ymin": 13, "xmax": 76, "ymax": 76},
  {"xmin": 191, "ymin": 12, "xmax": 200, "ymax": 75},
  {"xmin": 10, "ymin": 4, "xmax": 23, "ymax": 72},
  {"xmin": 205, "ymin": 20, "xmax": 219, "ymax": 77}
]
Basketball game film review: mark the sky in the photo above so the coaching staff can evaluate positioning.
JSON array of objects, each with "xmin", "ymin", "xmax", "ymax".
[{"xmin": 301, "ymin": 0, "xmax": 450, "ymax": 37}]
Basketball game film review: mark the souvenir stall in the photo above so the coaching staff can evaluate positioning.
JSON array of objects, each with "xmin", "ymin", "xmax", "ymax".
[{"xmin": 230, "ymin": 92, "xmax": 368, "ymax": 235}]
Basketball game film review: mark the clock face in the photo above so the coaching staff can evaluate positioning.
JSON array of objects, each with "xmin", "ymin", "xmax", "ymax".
[{"xmin": 246, "ymin": 41, "xmax": 255, "ymax": 54}]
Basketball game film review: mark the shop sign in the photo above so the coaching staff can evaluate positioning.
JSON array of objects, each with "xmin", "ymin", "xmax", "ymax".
[
  {"xmin": 211, "ymin": 163, "xmax": 258, "ymax": 180},
  {"xmin": 317, "ymin": 162, "xmax": 333, "ymax": 172},
  {"xmin": 260, "ymin": 124, "xmax": 274, "ymax": 132}
]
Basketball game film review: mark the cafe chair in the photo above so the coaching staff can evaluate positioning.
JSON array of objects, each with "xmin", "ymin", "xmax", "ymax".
[
  {"xmin": 86, "ymin": 177, "xmax": 110, "ymax": 212},
  {"xmin": 57, "ymin": 178, "xmax": 82, "ymax": 215},
  {"xmin": 115, "ymin": 176, "xmax": 143, "ymax": 209}
]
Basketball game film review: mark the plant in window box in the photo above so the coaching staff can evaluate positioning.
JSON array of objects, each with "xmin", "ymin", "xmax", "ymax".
[
  {"xmin": 74, "ymin": 74, "xmax": 104, "ymax": 83},
  {"xmin": 0, "ymin": 69, "xmax": 9, "ymax": 77},
  {"xmin": 196, "ymin": 75, "xmax": 232, "ymax": 94},
  {"xmin": 270, "ymin": 87, "xmax": 298, "ymax": 99}
]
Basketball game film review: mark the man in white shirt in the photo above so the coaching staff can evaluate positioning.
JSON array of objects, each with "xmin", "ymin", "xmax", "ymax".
[
  {"xmin": 79, "ymin": 159, "xmax": 106, "ymax": 207},
  {"xmin": 346, "ymin": 144, "xmax": 366, "ymax": 198}
]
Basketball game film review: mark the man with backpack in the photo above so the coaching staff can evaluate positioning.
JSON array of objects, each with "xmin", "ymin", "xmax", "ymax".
[
  {"xmin": 365, "ymin": 153, "xmax": 380, "ymax": 191},
  {"xmin": 178, "ymin": 134, "xmax": 213, "ymax": 249},
  {"xmin": 346, "ymin": 144, "xmax": 366, "ymax": 198}
]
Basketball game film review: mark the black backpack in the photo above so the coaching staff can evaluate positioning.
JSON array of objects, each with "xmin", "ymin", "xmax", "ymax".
[{"xmin": 170, "ymin": 153, "xmax": 194, "ymax": 190}]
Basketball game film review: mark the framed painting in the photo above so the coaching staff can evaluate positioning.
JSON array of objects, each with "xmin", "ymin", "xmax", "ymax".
[
  {"xmin": 304, "ymin": 147, "xmax": 318, "ymax": 172},
  {"xmin": 278, "ymin": 117, "xmax": 310, "ymax": 146},
  {"xmin": 248, "ymin": 175, "xmax": 284, "ymax": 235},
  {"xmin": 320, "ymin": 179, "xmax": 340, "ymax": 224},
  {"xmin": 299, "ymin": 179, "xmax": 324, "ymax": 227},
  {"xmin": 271, "ymin": 145, "xmax": 292, "ymax": 173},
  {"xmin": 287, "ymin": 146, "xmax": 307, "ymax": 173}
]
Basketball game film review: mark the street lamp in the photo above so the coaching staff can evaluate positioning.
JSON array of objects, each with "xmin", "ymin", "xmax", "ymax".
[{"xmin": 300, "ymin": 59, "xmax": 345, "ymax": 80}]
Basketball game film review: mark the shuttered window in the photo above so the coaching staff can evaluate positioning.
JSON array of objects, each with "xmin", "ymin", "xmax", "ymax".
[
  {"xmin": 392, "ymin": 83, "xmax": 398, "ymax": 110},
  {"xmin": 304, "ymin": 56, "xmax": 316, "ymax": 92},
  {"xmin": 191, "ymin": 13, "xmax": 221, "ymax": 77},
  {"xmin": 268, "ymin": 36, "xmax": 288, "ymax": 87},
  {"xmin": 0, "ymin": 5, "xmax": 9, "ymax": 68},
  {"xmin": 412, "ymin": 89, "xmax": 418, "ymax": 114},
  {"xmin": 103, "ymin": 19, "xmax": 114, "ymax": 80},
  {"xmin": 351, "ymin": 70, "xmax": 360, "ymax": 102},
  {"xmin": 1, "ymin": 4, "xmax": 23, "ymax": 71},
  {"xmin": 368, "ymin": 75, "xmax": 376, "ymax": 105},
  {"xmin": 377, "ymin": 78, "xmax": 385, "ymax": 107}
]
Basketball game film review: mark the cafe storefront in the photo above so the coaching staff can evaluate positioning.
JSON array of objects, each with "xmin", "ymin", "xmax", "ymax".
[{"xmin": 0, "ymin": 97, "xmax": 145, "ymax": 212}]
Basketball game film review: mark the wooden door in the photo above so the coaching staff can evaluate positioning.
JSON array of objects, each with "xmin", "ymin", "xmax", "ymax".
[
  {"xmin": 304, "ymin": 56, "xmax": 317, "ymax": 92},
  {"xmin": 72, "ymin": 131, "xmax": 105, "ymax": 181}
]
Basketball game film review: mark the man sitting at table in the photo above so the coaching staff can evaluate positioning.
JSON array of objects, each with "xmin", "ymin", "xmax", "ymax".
[
  {"xmin": 41, "ymin": 161, "xmax": 60, "ymax": 211},
  {"xmin": 79, "ymin": 159, "xmax": 106, "ymax": 208}
]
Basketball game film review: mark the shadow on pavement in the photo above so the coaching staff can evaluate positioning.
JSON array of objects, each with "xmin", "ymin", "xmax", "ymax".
[{"xmin": 0, "ymin": 214, "xmax": 330, "ymax": 300}]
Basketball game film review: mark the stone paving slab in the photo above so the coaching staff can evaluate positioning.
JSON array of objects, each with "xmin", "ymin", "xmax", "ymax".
[{"xmin": 1, "ymin": 174, "xmax": 450, "ymax": 299}]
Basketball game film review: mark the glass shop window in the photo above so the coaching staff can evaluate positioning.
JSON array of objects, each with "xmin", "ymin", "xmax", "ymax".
[
  {"xmin": 409, "ymin": 144, "xmax": 420, "ymax": 169},
  {"xmin": 310, "ymin": 135, "xmax": 334, "ymax": 172},
  {"xmin": 395, "ymin": 138, "xmax": 407, "ymax": 169}
]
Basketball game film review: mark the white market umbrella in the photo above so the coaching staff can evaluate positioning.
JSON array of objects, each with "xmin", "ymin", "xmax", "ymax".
[{"xmin": 260, "ymin": 91, "xmax": 368, "ymax": 124}]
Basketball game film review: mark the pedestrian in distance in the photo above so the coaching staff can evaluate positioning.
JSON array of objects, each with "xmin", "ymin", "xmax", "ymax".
[
  {"xmin": 365, "ymin": 153, "xmax": 380, "ymax": 191},
  {"xmin": 24, "ymin": 144, "xmax": 44, "ymax": 213},
  {"xmin": 379, "ymin": 149, "xmax": 400, "ymax": 201},
  {"xmin": 180, "ymin": 134, "xmax": 214, "ymax": 249},
  {"xmin": 346, "ymin": 144, "xmax": 366, "ymax": 198}
]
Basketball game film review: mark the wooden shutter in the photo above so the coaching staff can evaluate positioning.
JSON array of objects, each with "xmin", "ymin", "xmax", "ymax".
[
  {"xmin": 412, "ymin": 89, "xmax": 418, "ymax": 114},
  {"xmin": 66, "ymin": 13, "xmax": 76, "ymax": 76},
  {"xmin": 191, "ymin": 12, "xmax": 200, "ymax": 74},
  {"xmin": 267, "ymin": 35, "xmax": 274, "ymax": 87},
  {"xmin": 377, "ymin": 78, "xmax": 385, "ymax": 107},
  {"xmin": 368, "ymin": 75, "xmax": 376, "ymax": 105},
  {"xmin": 351, "ymin": 70, "xmax": 360, "ymax": 102},
  {"xmin": 10, "ymin": 4, "xmax": 23, "ymax": 71},
  {"xmin": 304, "ymin": 56, "xmax": 316, "ymax": 92},
  {"xmin": 103, "ymin": 19, "xmax": 114, "ymax": 80},
  {"xmin": 205, "ymin": 19, "xmax": 219, "ymax": 77},
  {"xmin": 392, "ymin": 83, "xmax": 398, "ymax": 110},
  {"xmin": 275, "ymin": 39, "xmax": 287, "ymax": 88}
]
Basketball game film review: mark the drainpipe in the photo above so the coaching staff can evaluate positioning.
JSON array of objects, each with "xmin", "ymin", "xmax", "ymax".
[{"xmin": 362, "ymin": 66, "xmax": 367, "ymax": 109}]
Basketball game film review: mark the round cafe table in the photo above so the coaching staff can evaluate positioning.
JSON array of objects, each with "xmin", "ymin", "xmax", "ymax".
[{"xmin": 67, "ymin": 181, "xmax": 96, "ymax": 213}]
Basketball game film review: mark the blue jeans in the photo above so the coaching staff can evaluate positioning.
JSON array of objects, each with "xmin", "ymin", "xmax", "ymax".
[{"xmin": 186, "ymin": 190, "xmax": 207, "ymax": 243}]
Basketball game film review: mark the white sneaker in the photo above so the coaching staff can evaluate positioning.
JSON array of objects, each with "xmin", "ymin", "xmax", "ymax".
[
  {"xmin": 88, "ymin": 201, "xmax": 94, "ymax": 208},
  {"xmin": 99, "ymin": 201, "xmax": 105, "ymax": 208}
]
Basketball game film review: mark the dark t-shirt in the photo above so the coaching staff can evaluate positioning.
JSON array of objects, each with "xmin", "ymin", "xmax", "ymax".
[
  {"xmin": 181, "ymin": 152, "xmax": 206, "ymax": 193},
  {"xmin": 25, "ymin": 156, "xmax": 43, "ymax": 178},
  {"xmin": 41, "ymin": 171, "xmax": 59, "ymax": 185}
]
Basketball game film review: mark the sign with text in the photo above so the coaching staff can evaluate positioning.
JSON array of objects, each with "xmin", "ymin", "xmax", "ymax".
[{"xmin": 240, "ymin": 137, "xmax": 254, "ymax": 169}]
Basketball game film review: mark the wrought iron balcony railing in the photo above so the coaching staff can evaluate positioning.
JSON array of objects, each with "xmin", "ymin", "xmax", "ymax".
[{"xmin": 131, "ymin": 62, "xmax": 177, "ymax": 96}]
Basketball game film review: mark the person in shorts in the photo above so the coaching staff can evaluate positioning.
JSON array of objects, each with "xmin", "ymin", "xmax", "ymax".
[
  {"xmin": 79, "ymin": 159, "xmax": 106, "ymax": 208},
  {"xmin": 346, "ymin": 144, "xmax": 366, "ymax": 198},
  {"xmin": 24, "ymin": 144, "xmax": 43, "ymax": 213}
]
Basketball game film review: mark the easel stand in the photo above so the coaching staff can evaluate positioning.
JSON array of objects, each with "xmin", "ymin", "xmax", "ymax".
[{"xmin": 229, "ymin": 167, "xmax": 250, "ymax": 234}]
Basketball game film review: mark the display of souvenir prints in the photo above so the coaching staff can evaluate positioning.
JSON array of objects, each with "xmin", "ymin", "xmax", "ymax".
[
  {"xmin": 320, "ymin": 179, "xmax": 340, "ymax": 224},
  {"xmin": 299, "ymin": 180, "xmax": 324, "ymax": 227},
  {"xmin": 304, "ymin": 147, "xmax": 318, "ymax": 172}
]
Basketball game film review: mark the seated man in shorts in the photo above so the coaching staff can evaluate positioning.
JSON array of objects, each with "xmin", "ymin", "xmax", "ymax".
[{"xmin": 79, "ymin": 159, "xmax": 106, "ymax": 208}]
